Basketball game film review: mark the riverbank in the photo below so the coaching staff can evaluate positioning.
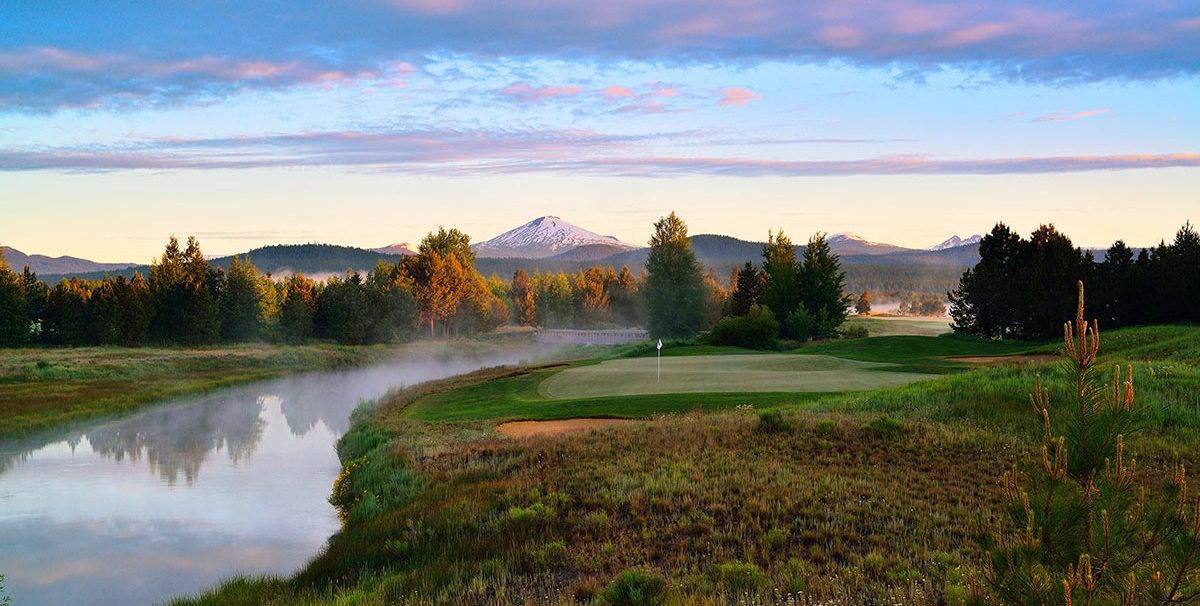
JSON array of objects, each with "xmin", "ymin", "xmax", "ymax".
[{"xmin": 0, "ymin": 340, "xmax": 525, "ymax": 437}]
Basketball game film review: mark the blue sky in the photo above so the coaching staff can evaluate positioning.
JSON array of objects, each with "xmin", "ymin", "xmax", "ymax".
[{"xmin": 1, "ymin": 0, "xmax": 1197, "ymax": 261}]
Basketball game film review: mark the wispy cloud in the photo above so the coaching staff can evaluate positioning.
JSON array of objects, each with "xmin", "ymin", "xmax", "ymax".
[
  {"xmin": 1030, "ymin": 108, "xmax": 1112, "ymax": 122},
  {"xmin": 2, "ymin": 128, "xmax": 1194, "ymax": 177},
  {"xmin": 495, "ymin": 81, "xmax": 584, "ymax": 104}
]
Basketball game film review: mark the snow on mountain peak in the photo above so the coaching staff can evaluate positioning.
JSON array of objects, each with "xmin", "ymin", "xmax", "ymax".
[
  {"xmin": 474, "ymin": 216, "xmax": 635, "ymax": 259},
  {"xmin": 929, "ymin": 234, "xmax": 982, "ymax": 251}
]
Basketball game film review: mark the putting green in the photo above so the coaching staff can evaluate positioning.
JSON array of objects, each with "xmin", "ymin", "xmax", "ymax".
[{"xmin": 538, "ymin": 354, "xmax": 937, "ymax": 399}]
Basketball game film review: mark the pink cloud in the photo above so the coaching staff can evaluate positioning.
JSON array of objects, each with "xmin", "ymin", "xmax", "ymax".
[
  {"xmin": 1031, "ymin": 108, "xmax": 1111, "ymax": 122},
  {"xmin": 815, "ymin": 25, "xmax": 864, "ymax": 49},
  {"xmin": 719, "ymin": 87, "xmax": 761, "ymax": 107},
  {"xmin": 940, "ymin": 23, "xmax": 1010, "ymax": 47},
  {"xmin": 602, "ymin": 85, "xmax": 636, "ymax": 98},
  {"xmin": 497, "ymin": 81, "xmax": 585, "ymax": 103}
]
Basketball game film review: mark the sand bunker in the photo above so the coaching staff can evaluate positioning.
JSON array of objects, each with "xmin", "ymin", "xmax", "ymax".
[
  {"xmin": 496, "ymin": 418, "xmax": 639, "ymax": 438},
  {"xmin": 951, "ymin": 354, "xmax": 1059, "ymax": 364}
]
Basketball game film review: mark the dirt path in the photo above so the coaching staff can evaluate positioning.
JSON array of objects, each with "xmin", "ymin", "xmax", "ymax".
[{"xmin": 496, "ymin": 418, "xmax": 640, "ymax": 438}]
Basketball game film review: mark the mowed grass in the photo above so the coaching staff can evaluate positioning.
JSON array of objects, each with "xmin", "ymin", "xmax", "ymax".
[
  {"xmin": 0, "ymin": 343, "xmax": 405, "ymax": 437},
  {"xmin": 538, "ymin": 354, "xmax": 936, "ymax": 399},
  {"xmin": 842, "ymin": 315, "xmax": 953, "ymax": 337}
]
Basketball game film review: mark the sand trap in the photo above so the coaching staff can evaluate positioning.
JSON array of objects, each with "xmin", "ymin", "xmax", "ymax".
[
  {"xmin": 951, "ymin": 354, "xmax": 1059, "ymax": 364},
  {"xmin": 496, "ymin": 418, "xmax": 639, "ymax": 438}
]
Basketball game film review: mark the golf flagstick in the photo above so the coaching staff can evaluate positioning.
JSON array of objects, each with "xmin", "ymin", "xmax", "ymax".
[{"xmin": 656, "ymin": 338, "xmax": 662, "ymax": 383}]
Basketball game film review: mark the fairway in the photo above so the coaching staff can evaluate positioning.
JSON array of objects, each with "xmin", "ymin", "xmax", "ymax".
[{"xmin": 538, "ymin": 354, "xmax": 937, "ymax": 399}]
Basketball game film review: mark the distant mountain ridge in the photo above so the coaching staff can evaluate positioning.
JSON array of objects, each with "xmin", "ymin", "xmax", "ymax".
[
  {"xmin": 473, "ymin": 216, "xmax": 637, "ymax": 259},
  {"xmin": 928, "ymin": 234, "xmax": 982, "ymax": 251},
  {"xmin": 371, "ymin": 243, "xmax": 417, "ymax": 256},
  {"xmin": 0, "ymin": 245, "xmax": 135, "ymax": 275}
]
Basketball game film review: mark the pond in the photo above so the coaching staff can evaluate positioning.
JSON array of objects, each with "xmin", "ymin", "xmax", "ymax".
[{"xmin": 0, "ymin": 345, "xmax": 539, "ymax": 605}]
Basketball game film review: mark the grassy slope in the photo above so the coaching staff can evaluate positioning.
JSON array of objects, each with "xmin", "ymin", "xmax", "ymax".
[
  {"xmin": 175, "ymin": 325, "xmax": 1200, "ymax": 606},
  {"xmin": 0, "ymin": 344, "xmax": 402, "ymax": 436}
]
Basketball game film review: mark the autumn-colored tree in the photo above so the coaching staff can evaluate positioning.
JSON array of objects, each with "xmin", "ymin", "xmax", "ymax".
[
  {"xmin": 854, "ymin": 290, "xmax": 872, "ymax": 315},
  {"xmin": 512, "ymin": 269, "xmax": 537, "ymax": 326}
]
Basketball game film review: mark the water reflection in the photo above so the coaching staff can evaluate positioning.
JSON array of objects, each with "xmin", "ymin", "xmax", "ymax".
[{"xmin": 0, "ymin": 345, "xmax": 540, "ymax": 605}]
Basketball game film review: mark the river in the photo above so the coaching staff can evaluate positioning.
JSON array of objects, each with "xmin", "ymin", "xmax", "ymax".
[{"xmin": 0, "ymin": 345, "xmax": 540, "ymax": 605}]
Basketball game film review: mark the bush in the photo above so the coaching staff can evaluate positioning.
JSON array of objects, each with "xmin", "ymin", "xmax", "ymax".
[
  {"xmin": 709, "ymin": 304, "xmax": 779, "ymax": 350},
  {"xmin": 841, "ymin": 325, "xmax": 869, "ymax": 339},
  {"xmin": 867, "ymin": 416, "xmax": 906, "ymax": 440},
  {"xmin": 783, "ymin": 305, "xmax": 814, "ymax": 341},
  {"xmin": 756, "ymin": 411, "xmax": 789, "ymax": 434},
  {"xmin": 599, "ymin": 569, "xmax": 667, "ymax": 606},
  {"xmin": 716, "ymin": 561, "xmax": 767, "ymax": 594}
]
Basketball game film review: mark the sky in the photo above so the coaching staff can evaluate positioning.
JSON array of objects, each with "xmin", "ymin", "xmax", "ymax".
[{"xmin": 1, "ymin": 0, "xmax": 1197, "ymax": 262}]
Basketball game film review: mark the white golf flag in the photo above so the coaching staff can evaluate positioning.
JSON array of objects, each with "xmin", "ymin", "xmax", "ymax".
[{"xmin": 657, "ymin": 339, "xmax": 662, "ymax": 350}]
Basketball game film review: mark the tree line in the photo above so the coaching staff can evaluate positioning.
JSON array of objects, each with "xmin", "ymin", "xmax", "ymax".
[
  {"xmin": 0, "ymin": 212, "xmax": 860, "ymax": 348},
  {"xmin": 0, "ymin": 230, "xmax": 507, "ymax": 347},
  {"xmin": 949, "ymin": 222, "xmax": 1200, "ymax": 340}
]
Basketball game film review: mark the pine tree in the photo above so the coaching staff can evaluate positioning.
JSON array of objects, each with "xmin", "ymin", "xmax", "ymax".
[
  {"xmin": 978, "ymin": 283, "xmax": 1200, "ymax": 605},
  {"xmin": 761, "ymin": 230, "xmax": 801, "ymax": 333},
  {"xmin": 729, "ymin": 261, "xmax": 765, "ymax": 317},
  {"xmin": 279, "ymin": 274, "xmax": 316, "ymax": 344},
  {"xmin": 800, "ymin": 233, "xmax": 851, "ymax": 339},
  {"xmin": 644, "ymin": 212, "xmax": 706, "ymax": 339},
  {"xmin": 0, "ymin": 252, "xmax": 29, "ymax": 346},
  {"xmin": 219, "ymin": 256, "xmax": 264, "ymax": 342}
]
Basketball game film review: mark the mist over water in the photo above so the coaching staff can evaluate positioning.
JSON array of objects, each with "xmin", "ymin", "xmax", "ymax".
[{"xmin": 0, "ymin": 343, "xmax": 547, "ymax": 606}]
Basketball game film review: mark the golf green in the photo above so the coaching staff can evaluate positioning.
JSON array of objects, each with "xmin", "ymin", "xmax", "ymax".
[{"xmin": 538, "ymin": 354, "xmax": 937, "ymax": 399}]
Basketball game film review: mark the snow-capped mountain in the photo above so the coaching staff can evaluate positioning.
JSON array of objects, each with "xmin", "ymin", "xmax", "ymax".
[
  {"xmin": 474, "ymin": 216, "xmax": 637, "ymax": 259},
  {"xmin": 928, "ymin": 234, "xmax": 982, "ymax": 251},
  {"xmin": 370, "ymin": 242, "xmax": 417, "ymax": 256},
  {"xmin": 825, "ymin": 232, "xmax": 912, "ymax": 256}
]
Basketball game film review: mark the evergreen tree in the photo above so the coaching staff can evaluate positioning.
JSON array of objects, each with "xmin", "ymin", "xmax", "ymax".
[
  {"xmin": 219, "ymin": 256, "xmax": 263, "ymax": 342},
  {"xmin": 800, "ymin": 232, "xmax": 851, "ymax": 339},
  {"xmin": 366, "ymin": 261, "xmax": 419, "ymax": 343},
  {"xmin": 608, "ymin": 266, "xmax": 643, "ymax": 327},
  {"xmin": 315, "ymin": 272, "xmax": 371, "ymax": 344},
  {"xmin": 87, "ymin": 278, "xmax": 122, "ymax": 344},
  {"xmin": 729, "ymin": 262, "xmax": 765, "ymax": 317},
  {"xmin": 761, "ymin": 230, "xmax": 801, "ymax": 333},
  {"xmin": 279, "ymin": 274, "xmax": 316, "ymax": 344},
  {"xmin": 950, "ymin": 223, "xmax": 1026, "ymax": 339},
  {"xmin": 119, "ymin": 273, "xmax": 153, "ymax": 346},
  {"xmin": 0, "ymin": 252, "xmax": 29, "ymax": 346},
  {"xmin": 644, "ymin": 212, "xmax": 707, "ymax": 339},
  {"xmin": 44, "ymin": 278, "xmax": 90, "ymax": 346},
  {"xmin": 1096, "ymin": 240, "xmax": 1136, "ymax": 327},
  {"xmin": 20, "ymin": 267, "xmax": 46, "ymax": 343}
]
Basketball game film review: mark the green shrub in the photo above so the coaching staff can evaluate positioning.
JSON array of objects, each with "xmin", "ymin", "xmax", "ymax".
[
  {"xmin": 841, "ymin": 325, "xmax": 869, "ymax": 339},
  {"xmin": 756, "ymin": 410, "xmax": 789, "ymax": 434},
  {"xmin": 716, "ymin": 561, "xmax": 767, "ymax": 594},
  {"xmin": 709, "ymin": 305, "xmax": 779, "ymax": 350},
  {"xmin": 867, "ymin": 416, "xmax": 906, "ymax": 440},
  {"xmin": 599, "ymin": 569, "xmax": 667, "ymax": 606}
]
